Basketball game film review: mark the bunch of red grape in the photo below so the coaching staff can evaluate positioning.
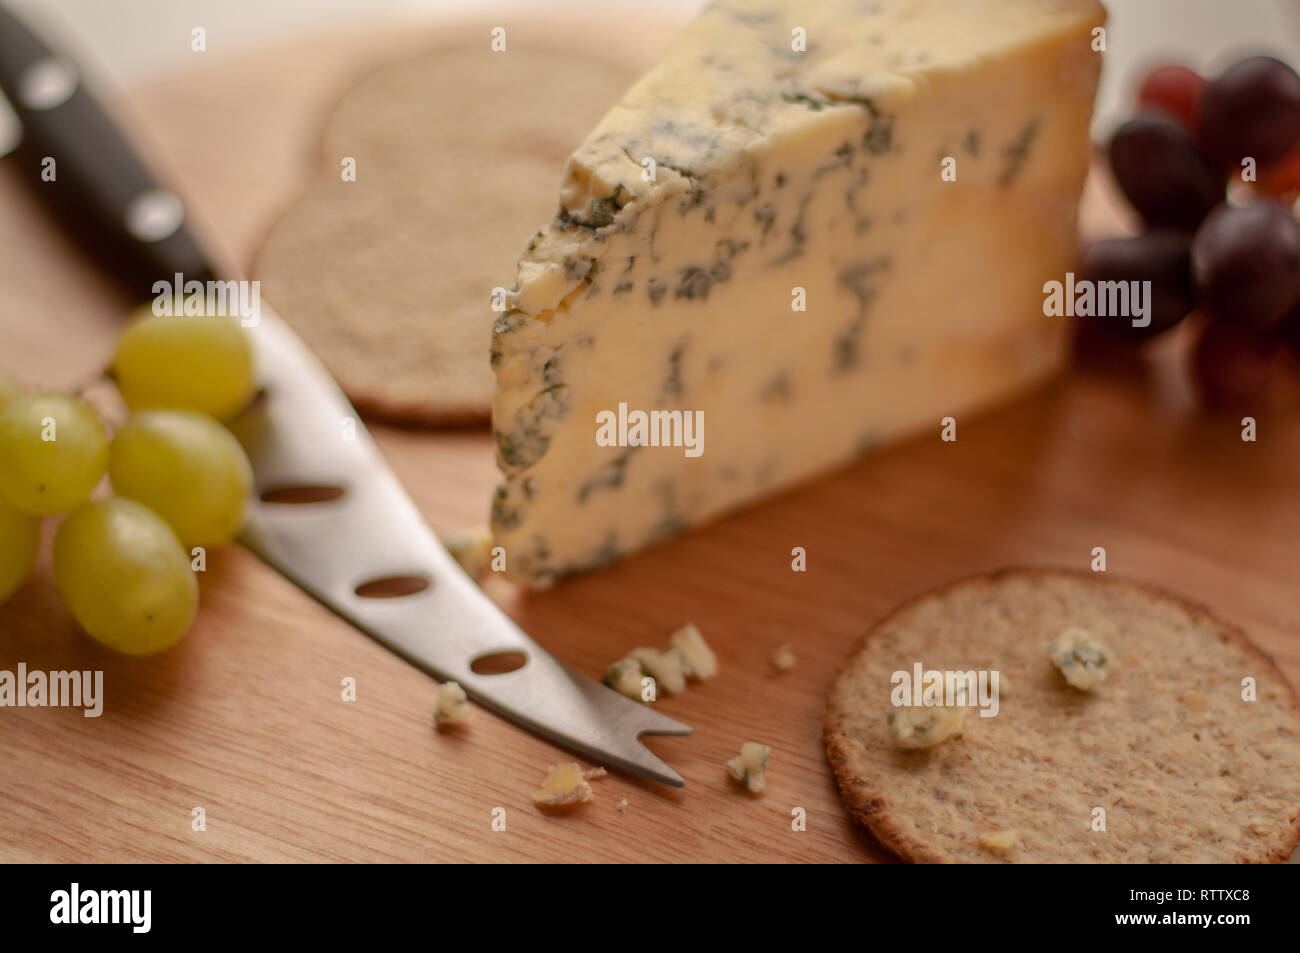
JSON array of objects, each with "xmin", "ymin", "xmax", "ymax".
[{"xmin": 1085, "ymin": 55, "xmax": 1300, "ymax": 406}]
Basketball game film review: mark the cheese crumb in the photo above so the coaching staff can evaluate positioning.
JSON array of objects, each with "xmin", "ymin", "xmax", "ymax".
[
  {"xmin": 771, "ymin": 644, "xmax": 797, "ymax": 672},
  {"xmin": 433, "ymin": 680, "xmax": 470, "ymax": 729},
  {"xmin": 603, "ymin": 657, "xmax": 649, "ymax": 701},
  {"xmin": 886, "ymin": 704, "xmax": 966, "ymax": 749},
  {"xmin": 604, "ymin": 624, "xmax": 716, "ymax": 704},
  {"xmin": 669, "ymin": 623, "xmax": 718, "ymax": 681},
  {"xmin": 1047, "ymin": 628, "xmax": 1112, "ymax": 691},
  {"xmin": 979, "ymin": 829, "xmax": 1018, "ymax": 852},
  {"xmin": 531, "ymin": 763, "xmax": 594, "ymax": 809},
  {"xmin": 615, "ymin": 798, "xmax": 629, "ymax": 814},
  {"xmin": 626, "ymin": 646, "xmax": 688, "ymax": 696},
  {"xmin": 442, "ymin": 526, "xmax": 494, "ymax": 578},
  {"xmin": 726, "ymin": 742, "xmax": 770, "ymax": 793}
]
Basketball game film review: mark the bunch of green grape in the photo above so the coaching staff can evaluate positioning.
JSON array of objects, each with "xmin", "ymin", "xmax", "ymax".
[{"xmin": 0, "ymin": 309, "xmax": 256, "ymax": 655}]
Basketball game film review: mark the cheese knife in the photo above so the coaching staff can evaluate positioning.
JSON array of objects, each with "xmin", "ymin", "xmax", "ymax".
[{"xmin": 0, "ymin": 3, "xmax": 690, "ymax": 786}]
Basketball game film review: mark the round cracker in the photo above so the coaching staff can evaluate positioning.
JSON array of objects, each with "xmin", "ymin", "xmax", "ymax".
[
  {"xmin": 255, "ymin": 149, "xmax": 558, "ymax": 424},
  {"xmin": 321, "ymin": 47, "xmax": 636, "ymax": 169},
  {"xmin": 253, "ymin": 46, "xmax": 636, "ymax": 426},
  {"xmin": 824, "ymin": 568, "xmax": 1300, "ymax": 863}
]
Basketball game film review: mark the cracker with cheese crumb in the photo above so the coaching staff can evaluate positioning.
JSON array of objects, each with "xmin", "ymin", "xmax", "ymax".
[{"xmin": 825, "ymin": 569, "xmax": 1300, "ymax": 863}]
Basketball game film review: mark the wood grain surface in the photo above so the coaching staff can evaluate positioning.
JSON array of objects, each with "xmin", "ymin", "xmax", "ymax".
[{"xmin": 1, "ymin": 13, "xmax": 1297, "ymax": 864}]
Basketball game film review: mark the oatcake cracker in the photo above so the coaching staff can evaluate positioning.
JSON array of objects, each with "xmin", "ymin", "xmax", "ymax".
[
  {"xmin": 319, "ymin": 48, "xmax": 635, "ymax": 171},
  {"xmin": 824, "ymin": 569, "xmax": 1300, "ymax": 863},
  {"xmin": 255, "ymin": 149, "xmax": 557, "ymax": 425},
  {"xmin": 253, "ymin": 47, "xmax": 635, "ymax": 426}
]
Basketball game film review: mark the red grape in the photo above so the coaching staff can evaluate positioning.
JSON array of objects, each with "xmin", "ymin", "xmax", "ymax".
[
  {"xmin": 1198, "ymin": 56, "xmax": 1300, "ymax": 171},
  {"xmin": 1137, "ymin": 65, "xmax": 1206, "ymax": 134},
  {"xmin": 1108, "ymin": 113, "xmax": 1223, "ymax": 230},
  {"xmin": 1191, "ymin": 200, "xmax": 1300, "ymax": 331},
  {"xmin": 1280, "ymin": 299, "xmax": 1300, "ymax": 356},
  {"xmin": 1193, "ymin": 320, "xmax": 1286, "ymax": 407},
  {"xmin": 1079, "ymin": 231, "xmax": 1195, "ymax": 340},
  {"xmin": 1256, "ymin": 143, "xmax": 1300, "ymax": 201}
]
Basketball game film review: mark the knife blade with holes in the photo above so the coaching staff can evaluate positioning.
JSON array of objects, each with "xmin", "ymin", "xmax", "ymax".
[{"xmin": 0, "ymin": 3, "xmax": 690, "ymax": 786}]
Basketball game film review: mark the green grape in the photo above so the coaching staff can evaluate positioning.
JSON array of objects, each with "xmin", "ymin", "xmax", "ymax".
[
  {"xmin": 52, "ymin": 498, "xmax": 197, "ymax": 655},
  {"xmin": 112, "ymin": 308, "xmax": 255, "ymax": 421},
  {"xmin": 109, "ymin": 410, "xmax": 252, "ymax": 547},
  {"xmin": 0, "ymin": 368, "xmax": 25, "ymax": 413},
  {"xmin": 0, "ymin": 394, "xmax": 109, "ymax": 515},
  {"xmin": 0, "ymin": 494, "xmax": 40, "ymax": 604}
]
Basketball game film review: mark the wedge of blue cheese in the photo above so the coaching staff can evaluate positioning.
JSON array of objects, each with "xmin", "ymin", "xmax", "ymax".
[{"xmin": 491, "ymin": 0, "xmax": 1104, "ymax": 584}]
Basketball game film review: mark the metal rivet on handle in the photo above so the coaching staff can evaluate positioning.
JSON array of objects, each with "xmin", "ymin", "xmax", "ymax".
[
  {"xmin": 124, "ymin": 188, "xmax": 185, "ymax": 243},
  {"xmin": 18, "ymin": 56, "xmax": 78, "ymax": 111}
]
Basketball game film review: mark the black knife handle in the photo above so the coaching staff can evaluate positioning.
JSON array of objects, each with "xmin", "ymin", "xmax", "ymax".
[{"xmin": 0, "ymin": 3, "xmax": 217, "ymax": 298}]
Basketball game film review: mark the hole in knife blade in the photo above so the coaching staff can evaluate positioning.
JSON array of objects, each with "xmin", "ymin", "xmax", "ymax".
[
  {"xmin": 470, "ymin": 651, "xmax": 528, "ymax": 675},
  {"xmin": 259, "ymin": 484, "xmax": 346, "ymax": 504},
  {"xmin": 354, "ymin": 574, "xmax": 432, "ymax": 599}
]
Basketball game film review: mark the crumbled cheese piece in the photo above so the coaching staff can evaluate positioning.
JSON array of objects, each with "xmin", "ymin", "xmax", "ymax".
[
  {"xmin": 433, "ymin": 680, "xmax": 470, "ymax": 729},
  {"xmin": 979, "ymin": 830, "xmax": 1018, "ymax": 852},
  {"xmin": 626, "ymin": 646, "xmax": 688, "ymax": 696},
  {"xmin": 668, "ymin": 623, "xmax": 718, "ymax": 681},
  {"xmin": 531, "ymin": 763, "xmax": 594, "ymax": 809},
  {"xmin": 771, "ymin": 644, "xmax": 797, "ymax": 672},
  {"xmin": 604, "ymin": 623, "xmax": 716, "ymax": 704},
  {"xmin": 1047, "ymin": 628, "xmax": 1112, "ymax": 691},
  {"xmin": 442, "ymin": 526, "xmax": 494, "ymax": 578},
  {"xmin": 603, "ymin": 657, "xmax": 649, "ymax": 701},
  {"xmin": 582, "ymin": 766, "xmax": 608, "ymax": 781},
  {"xmin": 726, "ymin": 742, "xmax": 770, "ymax": 793},
  {"xmin": 615, "ymin": 798, "xmax": 629, "ymax": 814},
  {"xmin": 886, "ymin": 705, "xmax": 966, "ymax": 749}
]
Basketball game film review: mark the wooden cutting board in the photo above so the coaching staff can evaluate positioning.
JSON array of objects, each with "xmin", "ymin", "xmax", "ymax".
[{"xmin": 1, "ymin": 13, "xmax": 1298, "ymax": 864}]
